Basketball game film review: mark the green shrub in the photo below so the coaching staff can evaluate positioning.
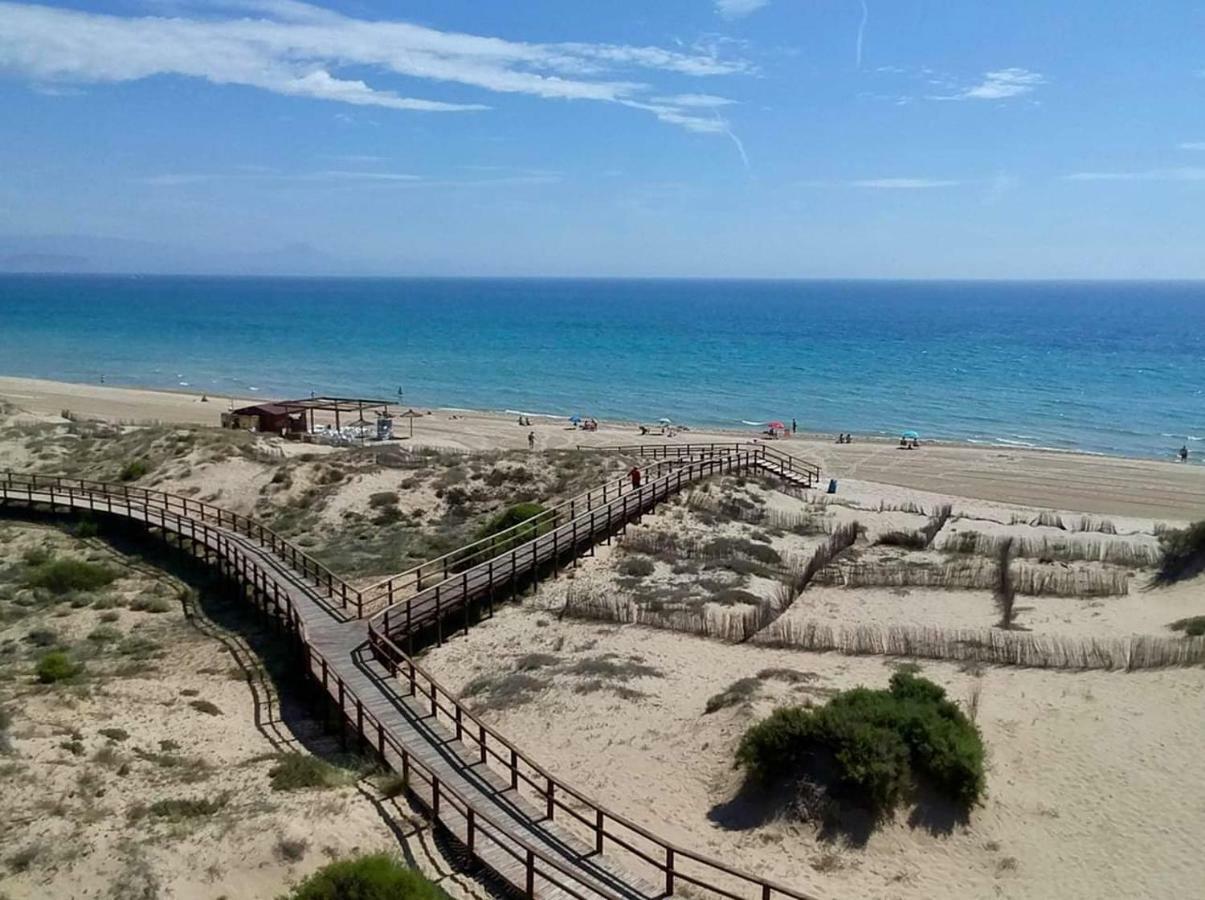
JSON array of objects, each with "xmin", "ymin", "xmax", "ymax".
[
  {"xmin": 368, "ymin": 491, "xmax": 399, "ymax": 509},
  {"xmin": 1156, "ymin": 521, "xmax": 1205, "ymax": 584},
  {"xmin": 1169, "ymin": 615, "xmax": 1205, "ymax": 637},
  {"xmin": 119, "ymin": 460, "xmax": 151, "ymax": 482},
  {"xmin": 280, "ymin": 854, "xmax": 445, "ymax": 900},
  {"xmin": 25, "ymin": 558, "xmax": 118, "ymax": 595},
  {"xmin": 617, "ymin": 556, "xmax": 655, "ymax": 578},
  {"xmin": 473, "ymin": 502, "xmax": 549, "ymax": 553},
  {"xmin": 129, "ymin": 596, "xmax": 172, "ymax": 613},
  {"xmin": 736, "ymin": 671, "xmax": 985, "ymax": 820},
  {"xmin": 147, "ymin": 795, "xmax": 226, "ymax": 820},
  {"xmin": 36, "ymin": 650, "xmax": 83, "ymax": 684},
  {"xmin": 188, "ymin": 700, "xmax": 222, "ymax": 716},
  {"xmin": 268, "ymin": 753, "xmax": 345, "ymax": 791}
]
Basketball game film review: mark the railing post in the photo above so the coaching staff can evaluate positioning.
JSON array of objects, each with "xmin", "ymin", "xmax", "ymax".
[
  {"xmin": 525, "ymin": 850, "xmax": 535, "ymax": 898},
  {"xmin": 546, "ymin": 778, "xmax": 554, "ymax": 819},
  {"xmin": 666, "ymin": 848, "xmax": 675, "ymax": 895}
]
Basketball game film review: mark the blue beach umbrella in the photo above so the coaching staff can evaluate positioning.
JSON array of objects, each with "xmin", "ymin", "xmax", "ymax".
[
  {"xmin": 902, "ymin": 430, "xmax": 920, "ymax": 440},
  {"xmin": 569, "ymin": 414, "xmax": 582, "ymax": 424}
]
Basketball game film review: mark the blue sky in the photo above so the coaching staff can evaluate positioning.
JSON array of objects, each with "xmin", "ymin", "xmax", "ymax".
[{"xmin": 1, "ymin": 0, "xmax": 1203, "ymax": 277}]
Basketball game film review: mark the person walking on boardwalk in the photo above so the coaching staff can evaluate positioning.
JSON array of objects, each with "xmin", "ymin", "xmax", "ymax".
[
  {"xmin": 528, "ymin": 430, "xmax": 535, "ymax": 450},
  {"xmin": 629, "ymin": 466, "xmax": 642, "ymax": 489}
]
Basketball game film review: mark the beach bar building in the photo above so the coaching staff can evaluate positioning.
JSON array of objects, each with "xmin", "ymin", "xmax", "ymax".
[{"xmin": 222, "ymin": 395, "xmax": 394, "ymax": 438}]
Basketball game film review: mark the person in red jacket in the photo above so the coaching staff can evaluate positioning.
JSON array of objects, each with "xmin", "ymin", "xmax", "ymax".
[{"xmin": 629, "ymin": 466, "xmax": 642, "ymax": 489}]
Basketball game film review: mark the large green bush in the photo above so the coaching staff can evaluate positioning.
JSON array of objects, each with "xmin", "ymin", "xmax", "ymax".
[
  {"xmin": 36, "ymin": 650, "xmax": 84, "ymax": 684},
  {"xmin": 473, "ymin": 502, "xmax": 549, "ymax": 555},
  {"xmin": 280, "ymin": 854, "xmax": 445, "ymax": 900},
  {"xmin": 1156, "ymin": 520, "xmax": 1205, "ymax": 584},
  {"xmin": 736, "ymin": 672, "xmax": 985, "ymax": 819},
  {"xmin": 25, "ymin": 557, "xmax": 118, "ymax": 595}
]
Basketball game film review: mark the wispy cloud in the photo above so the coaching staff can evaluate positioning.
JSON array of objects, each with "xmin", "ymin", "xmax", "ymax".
[
  {"xmin": 649, "ymin": 93, "xmax": 735, "ymax": 108},
  {"xmin": 856, "ymin": 0, "xmax": 868, "ymax": 69},
  {"xmin": 140, "ymin": 168, "xmax": 562, "ymax": 188},
  {"xmin": 1064, "ymin": 167, "xmax": 1205, "ymax": 182},
  {"xmin": 799, "ymin": 177, "xmax": 960, "ymax": 189},
  {"xmin": 715, "ymin": 0, "xmax": 769, "ymax": 19},
  {"xmin": 1179, "ymin": 142, "xmax": 1205, "ymax": 151},
  {"xmin": 944, "ymin": 68, "xmax": 1045, "ymax": 101},
  {"xmin": 0, "ymin": 0, "xmax": 750, "ymax": 132}
]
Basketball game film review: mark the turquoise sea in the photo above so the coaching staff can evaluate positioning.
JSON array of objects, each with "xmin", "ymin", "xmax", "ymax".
[{"xmin": 0, "ymin": 275, "xmax": 1202, "ymax": 462}]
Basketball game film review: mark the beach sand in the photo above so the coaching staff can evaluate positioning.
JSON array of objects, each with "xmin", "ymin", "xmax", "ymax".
[
  {"xmin": 2, "ymin": 374, "xmax": 1203, "ymax": 900},
  {"xmin": 3, "ymin": 375, "xmax": 1203, "ymax": 521}
]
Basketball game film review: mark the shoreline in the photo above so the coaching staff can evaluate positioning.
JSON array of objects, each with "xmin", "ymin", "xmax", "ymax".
[
  {"xmin": 3, "ymin": 374, "xmax": 1204, "ymax": 521},
  {"xmin": 2, "ymin": 372, "xmax": 1194, "ymax": 465}
]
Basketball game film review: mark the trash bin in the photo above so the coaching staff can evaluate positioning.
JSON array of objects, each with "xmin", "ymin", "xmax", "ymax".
[{"xmin": 827, "ymin": 478, "xmax": 838, "ymax": 494}]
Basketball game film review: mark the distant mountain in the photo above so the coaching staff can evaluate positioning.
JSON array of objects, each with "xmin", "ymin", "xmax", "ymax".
[{"xmin": 0, "ymin": 234, "xmax": 367, "ymax": 276}]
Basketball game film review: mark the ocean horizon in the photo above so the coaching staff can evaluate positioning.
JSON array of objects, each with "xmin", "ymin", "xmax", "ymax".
[{"xmin": 0, "ymin": 274, "xmax": 1201, "ymax": 462}]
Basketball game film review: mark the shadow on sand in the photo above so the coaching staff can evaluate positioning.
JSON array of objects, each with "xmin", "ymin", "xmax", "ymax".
[{"xmin": 708, "ymin": 774, "xmax": 969, "ymax": 849}]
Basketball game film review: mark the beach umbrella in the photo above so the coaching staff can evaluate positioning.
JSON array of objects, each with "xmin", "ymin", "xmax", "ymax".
[
  {"xmin": 658, "ymin": 417, "xmax": 672, "ymax": 424},
  {"xmin": 902, "ymin": 430, "xmax": 920, "ymax": 440},
  {"xmin": 767, "ymin": 421, "xmax": 786, "ymax": 431},
  {"xmin": 569, "ymin": 414, "xmax": 582, "ymax": 424},
  {"xmin": 399, "ymin": 408, "xmax": 423, "ymax": 438}
]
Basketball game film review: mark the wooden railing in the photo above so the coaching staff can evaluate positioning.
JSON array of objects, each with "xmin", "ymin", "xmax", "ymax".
[
  {"xmin": 373, "ymin": 451, "xmax": 759, "ymax": 645},
  {"xmin": 2, "ymin": 452, "xmax": 827, "ymax": 900},
  {"xmin": 0, "ymin": 479, "xmax": 659, "ymax": 899},
  {"xmin": 365, "ymin": 450, "xmax": 824, "ymax": 900},
  {"xmin": 588, "ymin": 443, "xmax": 822, "ymax": 488},
  {"xmin": 0, "ymin": 471, "xmax": 361, "ymax": 614},
  {"xmin": 357, "ymin": 456, "xmax": 692, "ymax": 616}
]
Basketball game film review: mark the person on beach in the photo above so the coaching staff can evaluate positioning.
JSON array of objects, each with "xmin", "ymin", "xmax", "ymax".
[
  {"xmin": 629, "ymin": 466, "xmax": 642, "ymax": 489},
  {"xmin": 1180, "ymin": 445, "xmax": 1189, "ymax": 463},
  {"xmin": 527, "ymin": 431, "xmax": 535, "ymax": 450},
  {"xmin": 792, "ymin": 418, "xmax": 797, "ymax": 434}
]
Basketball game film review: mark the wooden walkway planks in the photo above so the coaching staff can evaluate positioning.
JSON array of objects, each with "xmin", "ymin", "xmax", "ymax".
[
  {"xmin": 1, "ymin": 447, "xmax": 825, "ymax": 900},
  {"xmin": 0, "ymin": 486, "xmax": 663, "ymax": 899}
]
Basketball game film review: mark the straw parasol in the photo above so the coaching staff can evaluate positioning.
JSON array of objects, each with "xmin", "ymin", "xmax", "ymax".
[{"xmin": 398, "ymin": 408, "xmax": 423, "ymax": 438}]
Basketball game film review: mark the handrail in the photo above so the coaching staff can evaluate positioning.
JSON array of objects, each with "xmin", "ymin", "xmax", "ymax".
[
  {"xmin": 0, "ymin": 479, "xmax": 640, "ymax": 900},
  {"xmin": 0, "ymin": 470, "xmax": 364, "ymax": 614},
  {"xmin": 2, "ymin": 453, "xmax": 826, "ymax": 899},
  {"xmin": 587, "ymin": 443, "xmax": 822, "ymax": 486},
  {"xmin": 365, "ymin": 450, "xmax": 824, "ymax": 900},
  {"xmin": 357, "ymin": 455, "xmax": 691, "ymax": 616}
]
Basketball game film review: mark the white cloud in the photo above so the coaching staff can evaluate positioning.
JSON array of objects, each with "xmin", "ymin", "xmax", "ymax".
[
  {"xmin": 650, "ymin": 93, "xmax": 735, "ymax": 108},
  {"xmin": 799, "ymin": 177, "xmax": 960, "ymax": 189},
  {"xmin": 715, "ymin": 0, "xmax": 769, "ymax": 20},
  {"xmin": 1179, "ymin": 142, "xmax": 1205, "ymax": 151},
  {"xmin": 1064, "ymin": 168, "xmax": 1205, "ymax": 182},
  {"xmin": 922, "ymin": 68, "xmax": 1044, "ymax": 102},
  {"xmin": 850, "ymin": 178, "xmax": 959, "ymax": 188},
  {"xmin": 0, "ymin": 1, "xmax": 750, "ymax": 130},
  {"xmin": 140, "ymin": 168, "xmax": 561, "ymax": 188},
  {"xmin": 956, "ymin": 68, "xmax": 1044, "ymax": 100}
]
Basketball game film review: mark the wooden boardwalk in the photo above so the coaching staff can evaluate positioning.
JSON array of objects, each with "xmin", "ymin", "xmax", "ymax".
[{"xmin": 0, "ymin": 445, "xmax": 824, "ymax": 900}]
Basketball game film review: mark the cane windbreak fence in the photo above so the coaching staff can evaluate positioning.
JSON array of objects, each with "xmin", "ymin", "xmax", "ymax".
[{"xmin": 1, "ymin": 442, "xmax": 825, "ymax": 900}]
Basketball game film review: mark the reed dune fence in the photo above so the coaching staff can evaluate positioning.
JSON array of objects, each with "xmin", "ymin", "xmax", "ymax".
[
  {"xmin": 559, "ymin": 583, "xmax": 776, "ymax": 643},
  {"xmin": 754, "ymin": 621, "xmax": 1205, "ymax": 672},
  {"xmin": 877, "ymin": 504, "xmax": 954, "ymax": 550},
  {"xmin": 939, "ymin": 529, "xmax": 1160, "ymax": 568},
  {"xmin": 570, "ymin": 523, "xmax": 864, "ymax": 643},
  {"xmin": 814, "ymin": 558, "xmax": 1132, "ymax": 597},
  {"xmin": 681, "ymin": 487, "xmax": 834, "ymax": 535}
]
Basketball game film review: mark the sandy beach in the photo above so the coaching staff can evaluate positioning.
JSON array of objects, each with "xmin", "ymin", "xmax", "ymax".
[
  {"xmin": 2, "ymin": 375, "xmax": 1203, "ymax": 521},
  {"xmin": 1, "ymin": 373, "xmax": 1203, "ymax": 900}
]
